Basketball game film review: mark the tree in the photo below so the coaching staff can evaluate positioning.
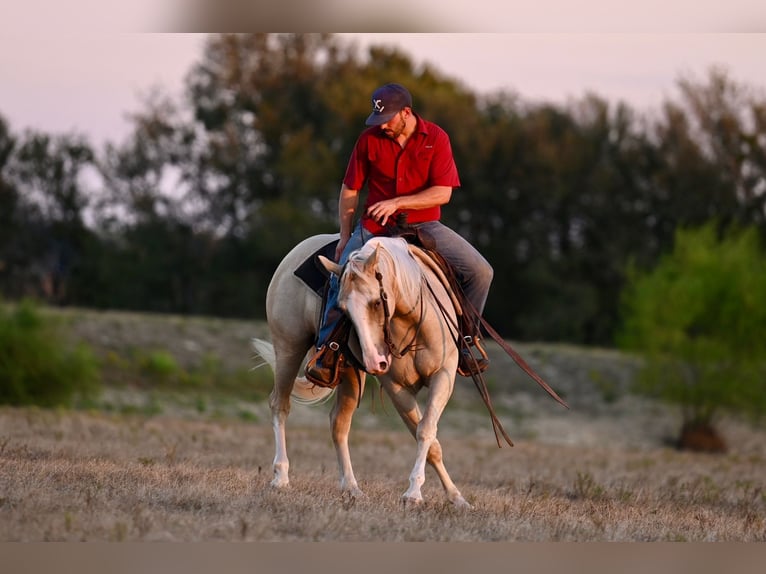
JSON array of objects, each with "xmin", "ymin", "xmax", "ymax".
[
  {"xmin": 5, "ymin": 36, "xmax": 766, "ymax": 347},
  {"xmin": 5, "ymin": 129, "xmax": 97, "ymax": 304},
  {"xmin": 182, "ymin": 33, "xmax": 357, "ymax": 239},
  {"xmin": 97, "ymin": 90, "xmax": 190, "ymax": 229},
  {"xmin": 467, "ymin": 92, "xmax": 656, "ymax": 343},
  {"xmin": 0, "ymin": 115, "xmax": 20, "ymax": 288},
  {"xmin": 176, "ymin": 34, "xmax": 486, "ymax": 316},
  {"xmin": 617, "ymin": 223, "xmax": 766, "ymax": 452},
  {"xmin": 673, "ymin": 67, "xmax": 766, "ymax": 228}
]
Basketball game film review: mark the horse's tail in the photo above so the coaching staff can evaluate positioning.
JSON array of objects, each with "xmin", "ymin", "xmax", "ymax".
[{"xmin": 251, "ymin": 338, "xmax": 335, "ymax": 406}]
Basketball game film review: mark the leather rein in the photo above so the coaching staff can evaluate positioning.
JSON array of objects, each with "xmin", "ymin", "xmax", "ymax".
[
  {"xmin": 375, "ymin": 247, "xmax": 569, "ymax": 448},
  {"xmin": 374, "ymin": 270, "xmax": 426, "ymax": 359},
  {"xmin": 362, "ymin": 245, "xmax": 568, "ymax": 449},
  {"xmin": 375, "ymin": 263, "xmax": 515, "ymax": 448}
]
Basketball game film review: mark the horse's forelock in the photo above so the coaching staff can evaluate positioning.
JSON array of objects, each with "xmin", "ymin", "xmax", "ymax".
[
  {"xmin": 342, "ymin": 238, "xmax": 421, "ymax": 307},
  {"xmin": 340, "ymin": 246, "xmax": 377, "ymax": 298},
  {"xmin": 378, "ymin": 238, "xmax": 421, "ymax": 306}
]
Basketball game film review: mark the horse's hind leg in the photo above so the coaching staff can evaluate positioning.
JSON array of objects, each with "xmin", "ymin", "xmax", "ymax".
[
  {"xmin": 268, "ymin": 346, "xmax": 307, "ymax": 488},
  {"xmin": 330, "ymin": 369, "xmax": 366, "ymax": 498},
  {"xmin": 384, "ymin": 379, "xmax": 470, "ymax": 508}
]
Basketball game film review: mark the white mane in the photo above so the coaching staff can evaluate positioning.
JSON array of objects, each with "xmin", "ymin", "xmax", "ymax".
[{"xmin": 347, "ymin": 237, "xmax": 422, "ymax": 307}]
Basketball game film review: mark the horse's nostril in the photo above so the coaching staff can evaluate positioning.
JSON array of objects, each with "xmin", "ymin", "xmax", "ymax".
[{"xmin": 379, "ymin": 361, "xmax": 388, "ymax": 371}]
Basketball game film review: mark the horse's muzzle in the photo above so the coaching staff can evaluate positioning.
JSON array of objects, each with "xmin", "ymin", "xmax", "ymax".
[{"xmin": 364, "ymin": 351, "xmax": 392, "ymax": 375}]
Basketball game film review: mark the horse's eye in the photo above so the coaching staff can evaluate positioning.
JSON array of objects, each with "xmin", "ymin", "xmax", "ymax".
[{"xmin": 373, "ymin": 300, "xmax": 382, "ymax": 310}]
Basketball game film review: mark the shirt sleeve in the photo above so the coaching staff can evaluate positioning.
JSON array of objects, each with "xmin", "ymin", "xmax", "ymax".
[
  {"xmin": 343, "ymin": 134, "xmax": 369, "ymax": 190},
  {"xmin": 428, "ymin": 128, "xmax": 461, "ymax": 188}
]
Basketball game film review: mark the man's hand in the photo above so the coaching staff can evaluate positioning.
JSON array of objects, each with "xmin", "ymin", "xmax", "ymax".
[
  {"xmin": 366, "ymin": 198, "xmax": 400, "ymax": 227},
  {"xmin": 334, "ymin": 235, "xmax": 350, "ymax": 262}
]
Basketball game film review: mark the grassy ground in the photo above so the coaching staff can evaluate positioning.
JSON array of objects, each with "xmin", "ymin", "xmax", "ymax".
[
  {"xmin": 1, "ymin": 307, "xmax": 764, "ymax": 541},
  {"xmin": 1, "ymin": 406, "xmax": 764, "ymax": 541}
]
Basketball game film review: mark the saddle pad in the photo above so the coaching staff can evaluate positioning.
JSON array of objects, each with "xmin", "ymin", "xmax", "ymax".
[{"xmin": 293, "ymin": 239, "xmax": 339, "ymax": 297}]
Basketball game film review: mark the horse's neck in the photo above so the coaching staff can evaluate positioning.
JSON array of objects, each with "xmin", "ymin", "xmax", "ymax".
[
  {"xmin": 421, "ymin": 265, "xmax": 456, "ymax": 319},
  {"xmin": 390, "ymin": 259, "xmax": 456, "ymax": 341}
]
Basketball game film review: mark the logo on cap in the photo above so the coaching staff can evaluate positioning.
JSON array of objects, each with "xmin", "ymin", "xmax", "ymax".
[{"xmin": 365, "ymin": 83, "xmax": 412, "ymax": 126}]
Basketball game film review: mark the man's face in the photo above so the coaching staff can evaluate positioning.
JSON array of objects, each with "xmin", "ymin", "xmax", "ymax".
[{"xmin": 380, "ymin": 109, "xmax": 406, "ymax": 139}]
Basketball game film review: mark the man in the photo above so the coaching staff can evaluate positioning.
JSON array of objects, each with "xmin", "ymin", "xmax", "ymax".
[{"xmin": 306, "ymin": 83, "xmax": 493, "ymax": 385}]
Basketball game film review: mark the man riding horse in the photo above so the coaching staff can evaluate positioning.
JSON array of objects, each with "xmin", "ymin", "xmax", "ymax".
[{"xmin": 306, "ymin": 82, "xmax": 494, "ymax": 386}]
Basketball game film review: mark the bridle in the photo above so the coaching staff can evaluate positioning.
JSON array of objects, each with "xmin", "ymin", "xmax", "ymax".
[{"xmin": 374, "ymin": 269, "xmax": 427, "ymax": 359}]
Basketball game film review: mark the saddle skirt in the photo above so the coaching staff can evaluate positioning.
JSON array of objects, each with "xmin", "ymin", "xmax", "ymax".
[{"xmin": 293, "ymin": 238, "xmax": 339, "ymax": 298}]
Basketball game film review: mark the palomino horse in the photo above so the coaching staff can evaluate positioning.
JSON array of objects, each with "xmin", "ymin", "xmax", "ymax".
[{"xmin": 253, "ymin": 233, "xmax": 474, "ymax": 507}]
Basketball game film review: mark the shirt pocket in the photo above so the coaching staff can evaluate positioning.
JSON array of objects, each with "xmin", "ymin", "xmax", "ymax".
[
  {"xmin": 412, "ymin": 148, "xmax": 436, "ymax": 183},
  {"xmin": 368, "ymin": 147, "xmax": 396, "ymax": 182}
]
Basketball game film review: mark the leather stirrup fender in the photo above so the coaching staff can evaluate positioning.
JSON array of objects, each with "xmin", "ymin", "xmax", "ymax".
[{"xmin": 305, "ymin": 344, "xmax": 346, "ymax": 389}]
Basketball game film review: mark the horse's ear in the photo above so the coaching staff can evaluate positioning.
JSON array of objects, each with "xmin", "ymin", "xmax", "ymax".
[
  {"xmin": 318, "ymin": 255, "xmax": 342, "ymax": 276},
  {"xmin": 363, "ymin": 244, "xmax": 380, "ymax": 272}
]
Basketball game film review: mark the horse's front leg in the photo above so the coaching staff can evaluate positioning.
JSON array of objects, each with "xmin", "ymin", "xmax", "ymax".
[
  {"xmin": 402, "ymin": 370, "xmax": 457, "ymax": 506},
  {"xmin": 385, "ymin": 373, "xmax": 468, "ymax": 507},
  {"xmin": 330, "ymin": 369, "xmax": 366, "ymax": 498}
]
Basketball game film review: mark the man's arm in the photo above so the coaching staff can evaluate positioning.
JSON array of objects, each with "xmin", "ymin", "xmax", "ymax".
[
  {"xmin": 366, "ymin": 185, "xmax": 452, "ymax": 227},
  {"xmin": 336, "ymin": 183, "xmax": 360, "ymax": 260}
]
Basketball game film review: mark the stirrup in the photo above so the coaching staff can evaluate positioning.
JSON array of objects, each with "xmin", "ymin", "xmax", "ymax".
[
  {"xmin": 466, "ymin": 335, "xmax": 489, "ymax": 361},
  {"xmin": 457, "ymin": 335, "xmax": 490, "ymax": 377}
]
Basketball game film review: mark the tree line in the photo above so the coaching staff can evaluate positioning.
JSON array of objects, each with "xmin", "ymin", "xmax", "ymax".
[{"xmin": 1, "ymin": 33, "xmax": 765, "ymax": 346}]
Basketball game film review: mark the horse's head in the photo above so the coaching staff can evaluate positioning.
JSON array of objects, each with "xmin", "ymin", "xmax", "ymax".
[{"xmin": 319, "ymin": 238, "xmax": 418, "ymax": 375}]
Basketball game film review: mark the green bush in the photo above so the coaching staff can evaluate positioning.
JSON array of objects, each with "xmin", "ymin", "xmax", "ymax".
[
  {"xmin": 617, "ymin": 223, "xmax": 766, "ymax": 428},
  {"xmin": 0, "ymin": 299, "xmax": 100, "ymax": 407},
  {"xmin": 139, "ymin": 350, "xmax": 180, "ymax": 382}
]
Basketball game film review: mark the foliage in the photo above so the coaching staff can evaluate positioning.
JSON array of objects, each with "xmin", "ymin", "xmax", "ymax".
[
  {"xmin": 103, "ymin": 347, "xmax": 271, "ymax": 402},
  {"xmin": 617, "ymin": 223, "xmax": 766, "ymax": 425},
  {"xmin": 0, "ymin": 299, "xmax": 100, "ymax": 407},
  {"xmin": 2, "ymin": 35, "xmax": 766, "ymax": 346},
  {"xmin": 139, "ymin": 350, "xmax": 180, "ymax": 382},
  {"xmin": 0, "ymin": 127, "xmax": 99, "ymax": 305}
]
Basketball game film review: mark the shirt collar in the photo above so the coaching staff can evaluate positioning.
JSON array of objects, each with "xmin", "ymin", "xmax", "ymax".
[{"xmin": 370, "ymin": 112, "xmax": 430, "ymax": 140}]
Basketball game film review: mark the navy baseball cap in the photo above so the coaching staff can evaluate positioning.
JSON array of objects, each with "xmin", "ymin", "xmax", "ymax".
[{"xmin": 365, "ymin": 83, "xmax": 413, "ymax": 126}]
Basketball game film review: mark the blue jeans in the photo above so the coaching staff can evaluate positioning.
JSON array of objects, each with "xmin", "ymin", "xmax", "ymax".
[{"xmin": 316, "ymin": 220, "xmax": 494, "ymax": 346}]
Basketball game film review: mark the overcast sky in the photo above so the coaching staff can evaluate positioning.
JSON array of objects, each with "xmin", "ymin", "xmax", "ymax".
[{"xmin": 1, "ymin": 32, "xmax": 765, "ymax": 148}]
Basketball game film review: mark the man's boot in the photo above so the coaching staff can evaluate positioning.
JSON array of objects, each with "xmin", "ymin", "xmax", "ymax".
[
  {"xmin": 457, "ymin": 335, "xmax": 490, "ymax": 377},
  {"xmin": 305, "ymin": 342, "xmax": 344, "ymax": 388}
]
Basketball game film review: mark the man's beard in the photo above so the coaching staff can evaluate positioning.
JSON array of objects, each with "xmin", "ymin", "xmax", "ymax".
[{"xmin": 383, "ymin": 117, "xmax": 406, "ymax": 139}]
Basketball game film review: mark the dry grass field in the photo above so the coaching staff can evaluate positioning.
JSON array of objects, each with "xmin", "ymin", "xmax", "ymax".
[
  {"xmin": 1, "ymin": 308, "xmax": 765, "ymax": 542},
  {"xmin": 1, "ymin": 406, "xmax": 765, "ymax": 542}
]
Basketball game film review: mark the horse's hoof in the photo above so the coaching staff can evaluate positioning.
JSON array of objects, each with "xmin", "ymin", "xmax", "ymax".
[
  {"xmin": 350, "ymin": 488, "xmax": 366, "ymax": 499},
  {"xmin": 270, "ymin": 477, "xmax": 289, "ymax": 489},
  {"xmin": 342, "ymin": 487, "xmax": 365, "ymax": 500},
  {"xmin": 401, "ymin": 495, "xmax": 424, "ymax": 509},
  {"xmin": 452, "ymin": 497, "xmax": 472, "ymax": 509},
  {"xmin": 340, "ymin": 489, "xmax": 365, "ymax": 509}
]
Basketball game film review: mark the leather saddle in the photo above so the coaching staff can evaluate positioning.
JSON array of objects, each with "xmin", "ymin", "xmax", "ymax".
[{"xmin": 293, "ymin": 228, "xmax": 480, "ymax": 345}]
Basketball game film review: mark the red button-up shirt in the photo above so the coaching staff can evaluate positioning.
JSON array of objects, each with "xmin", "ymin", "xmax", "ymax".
[{"xmin": 343, "ymin": 114, "xmax": 461, "ymax": 234}]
